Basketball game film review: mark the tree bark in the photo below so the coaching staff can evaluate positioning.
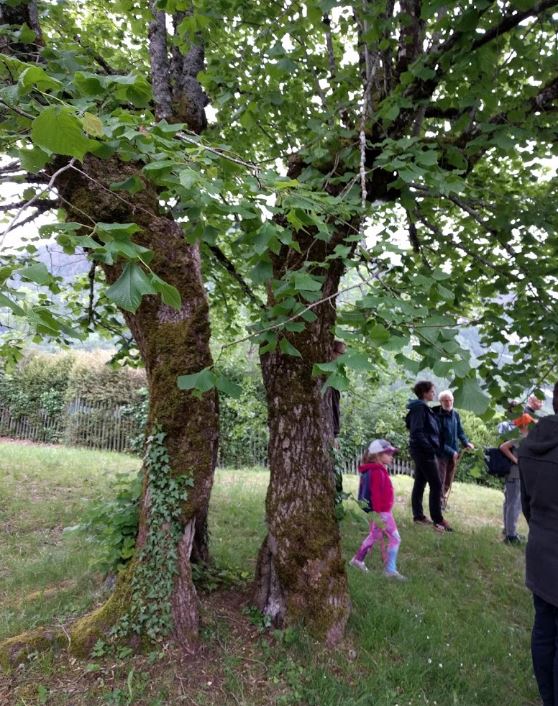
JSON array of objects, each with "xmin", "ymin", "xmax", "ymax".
[
  {"xmin": 56, "ymin": 156, "xmax": 218, "ymax": 646},
  {"xmin": 254, "ymin": 262, "xmax": 350, "ymax": 644}
]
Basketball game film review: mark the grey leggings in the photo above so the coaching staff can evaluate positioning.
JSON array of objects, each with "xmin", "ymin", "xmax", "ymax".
[{"xmin": 503, "ymin": 464, "xmax": 521, "ymax": 537}]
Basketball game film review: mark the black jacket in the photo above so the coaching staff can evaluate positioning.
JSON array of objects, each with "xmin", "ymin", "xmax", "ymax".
[
  {"xmin": 519, "ymin": 414, "xmax": 558, "ymax": 607},
  {"xmin": 406, "ymin": 399, "xmax": 441, "ymax": 456}
]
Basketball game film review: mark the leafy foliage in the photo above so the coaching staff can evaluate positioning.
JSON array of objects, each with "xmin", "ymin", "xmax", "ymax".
[{"xmin": 70, "ymin": 470, "xmax": 142, "ymax": 574}]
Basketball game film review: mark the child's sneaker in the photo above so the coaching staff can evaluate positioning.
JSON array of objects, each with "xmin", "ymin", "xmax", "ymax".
[
  {"xmin": 349, "ymin": 557, "xmax": 369, "ymax": 572},
  {"xmin": 384, "ymin": 570, "xmax": 407, "ymax": 581}
]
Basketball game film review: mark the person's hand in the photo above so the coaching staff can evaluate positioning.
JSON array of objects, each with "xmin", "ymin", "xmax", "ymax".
[
  {"xmin": 453, "ymin": 452, "xmax": 459, "ymax": 461},
  {"xmin": 466, "ymin": 442, "xmax": 475, "ymax": 450}
]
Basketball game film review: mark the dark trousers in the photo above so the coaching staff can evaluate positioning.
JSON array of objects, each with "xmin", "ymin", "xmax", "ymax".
[
  {"xmin": 410, "ymin": 449, "xmax": 443, "ymax": 525},
  {"xmin": 532, "ymin": 593, "xmax": 558, "ymax": 706}
]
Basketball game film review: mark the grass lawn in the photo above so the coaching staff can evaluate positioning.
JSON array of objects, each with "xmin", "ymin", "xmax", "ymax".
[{"xmin": 0, "ymin": 441, "xmax": 538, "ymax": 706}]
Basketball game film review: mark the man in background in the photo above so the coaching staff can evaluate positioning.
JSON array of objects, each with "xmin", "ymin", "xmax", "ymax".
[
  {"xmin": 519, "ymin": 382, "xmax": 558, "ymax": 706},
  {"xmin": 434, "ymin": 390, "xmax": 474, "ymax": 509}
]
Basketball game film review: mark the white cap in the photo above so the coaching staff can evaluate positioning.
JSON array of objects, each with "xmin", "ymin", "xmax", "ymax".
[{"xmin": 367, "ymin": 439, "xmax": 398, "ymax": 455}]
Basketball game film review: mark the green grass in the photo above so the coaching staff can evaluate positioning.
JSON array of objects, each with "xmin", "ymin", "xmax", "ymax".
[{"xmin": 0, "ymin": 442, "xmax": 538, "ymax": 706}]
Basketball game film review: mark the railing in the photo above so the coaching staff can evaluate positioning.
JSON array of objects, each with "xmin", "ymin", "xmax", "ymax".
[
  {"xmin": 341, "ymin": 449, "xmax": 414, "ymax": 477},
  {"xmin": 0, "ymin": 399, "xmax": 140, "ymax": 454},
  {"xmin": 0, "ymin": 402, "xmax": 415, "ymax": 476}
]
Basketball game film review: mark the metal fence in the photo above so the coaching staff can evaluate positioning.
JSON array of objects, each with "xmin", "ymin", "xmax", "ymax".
[{"xmin": 0, "ymin": 401, "xmax": 415, "ymax": 476}]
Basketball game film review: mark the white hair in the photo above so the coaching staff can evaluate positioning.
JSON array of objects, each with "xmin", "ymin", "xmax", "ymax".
[{"xmin": 438, "ymin": 389, "xmax": 454, "ymax": 401}]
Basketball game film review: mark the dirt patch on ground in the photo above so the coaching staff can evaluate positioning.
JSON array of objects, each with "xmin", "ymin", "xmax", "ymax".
[{"xmin": 0, "ymin": 586, "xmax": 290, "ymax": 706}]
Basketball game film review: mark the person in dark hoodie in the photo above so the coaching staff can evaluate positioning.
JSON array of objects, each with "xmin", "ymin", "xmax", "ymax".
[
  {"xmin": 406, "ymin": 380, "xmax": 451, "ymax": 532},
  {"xmin": 519, "ymin": 381, "xmax": 558, "ymax": 706}
]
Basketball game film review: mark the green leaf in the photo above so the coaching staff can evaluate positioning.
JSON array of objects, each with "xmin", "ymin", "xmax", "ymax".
[
  {"xmin": 95, "ymin": 223, "xmax": 141, "ymax": 240},
  {"xmin": 16, "ymin": 263, "xmax": 50, "ymax": 285},
  {"xmin": 249, "ymin": 258, "xmax": 273, "ymax": 284},
  {"xmin": 18, "ymin": 146, "xmax": 49, "ymax": 173},
  {"xmin": 215, "ymin": 374, "xmax": 242, "ymax": 398},
  {"xmin": 452, "ymin": 377, "xmax": 490, "ymax": 415},
  {"xmin": 341, "ymin": 351, "xmax": 370, "ymax": 371},
  {"xmin": 110, "ymin": 176, "xmax": 144, "ymax": 194},
  {"xmin": 105, "ymin": 262, "xmax": 156, "ymax": 312},
  {"xmin": 0, "ymin": 292, "xmax": 24, "ymax": 316},
  {"xmin": 18, "ymin": 66, "xmax": 61, "ymax": 93},
  {"xmin": 321, "ymin": 371, "xmax": 350, "ymax": 393},
  {"xmin": 368, "ymin": 323, "xmax": 391, "ymax": 345},
  {"xmin": 82, "ymin": 112, "xmax": 104, "ymax": 137},
  {"xmin": 31, "ymin": 106, "xmax": 93, "ymax": 160},
  {"xmin": 177, "ymin": 367, "xmax": 216, "ymax": 393},
  {"xmin": 151, "ymin": 274, "xmax": 182, "ymax": 310},
  {"xmin": 279, "ymin": 338, "xmax": 302, "ymax": 357},
  {"xmin": 293, "ymin": 272, "xmax": 323, "ymax": 292}
]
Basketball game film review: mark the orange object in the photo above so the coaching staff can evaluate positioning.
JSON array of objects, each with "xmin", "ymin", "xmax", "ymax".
[{"xmin": 513, "ymin": 413, "xmax": 535, "ymax": 428}]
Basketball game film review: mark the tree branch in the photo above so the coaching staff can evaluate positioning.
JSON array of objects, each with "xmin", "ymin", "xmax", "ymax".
[
  {"xmin": 395, "ymin": 0, "xmax": 424, "ymax": 78},
  {"xmin": 207, "ymin": 244, "xmax": 264, "ymax": 308},
  {"xmin": 148, "ymin": 0, "xmax": 173, "ymax": 121},
  {"xmin": 400, "ymin": 1, "xmax": 558, "ymax": 129},
  {"xmin": 0, "ymin": 161, "xmax": 72, "ymax": 245},
  {"xmin": 322, "ymin": 13, "xmax": 337, "ymax": 77}
]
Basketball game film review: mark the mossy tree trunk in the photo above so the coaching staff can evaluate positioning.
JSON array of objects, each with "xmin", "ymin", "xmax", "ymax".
[
  {"xmin": 56, "ymin": 157, "xmax": 218, "ymax": 645},
  {"xmin": 254, "ymin": 256, "xmax": 351, "ymax": 644}
]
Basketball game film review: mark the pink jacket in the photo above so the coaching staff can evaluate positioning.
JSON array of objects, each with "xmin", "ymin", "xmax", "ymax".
[{"xmin": 358, "ymin": 462, "xmax": 394, "ymax": 513}]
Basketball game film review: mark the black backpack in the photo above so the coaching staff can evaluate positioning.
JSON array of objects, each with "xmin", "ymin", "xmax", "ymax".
[
  {"xmin": 357, "ymin": 470, "xmax": 373, "ymax": 512},
  {"xmin": 484, "ymin": 447, "xmax": 513, "ymax": 477}
]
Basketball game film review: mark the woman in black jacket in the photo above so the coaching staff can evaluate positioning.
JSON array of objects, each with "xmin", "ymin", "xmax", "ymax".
[{"xmin": 406, "ymin": 380, "xmax": 451, "ymax": 532}]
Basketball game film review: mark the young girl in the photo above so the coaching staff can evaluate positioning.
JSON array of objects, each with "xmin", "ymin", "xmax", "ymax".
[{"xmin": 350, "ymin": 439, "xmax": 406, "ymax": 580}]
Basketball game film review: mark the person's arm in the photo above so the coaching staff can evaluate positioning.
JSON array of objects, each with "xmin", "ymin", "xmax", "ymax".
[
  {"xmin": 499, "ymin": 439, "xmax": 518, "ymax": 465},
  {"xmin": 371, "ymin": 468, "xmax": 390, "ymax": 512},
  {"xmin": 408, "ymin": 406, "xmax": 435, "ymax": 453},
  {"xmin": 519, "ymin": 462, "xmax": 531, "ymax": 524},
  {"xmin": 498, "ymin": 420, "xmax": 515, "ymax": 435}
]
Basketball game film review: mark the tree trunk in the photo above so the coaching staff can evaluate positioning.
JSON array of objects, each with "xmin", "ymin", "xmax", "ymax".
[
  {"xmin": 56, "ymin": 156, "xmax": 218, "ymax": 647},
  {"xmin": 254, "ymin": 266, "xmax": 350, "ymax": 644}
]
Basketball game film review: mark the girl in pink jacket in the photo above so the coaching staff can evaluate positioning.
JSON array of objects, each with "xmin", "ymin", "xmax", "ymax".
[{"xmin": 350, "ymin": 439, "xmax": 406, "ymax": 580}]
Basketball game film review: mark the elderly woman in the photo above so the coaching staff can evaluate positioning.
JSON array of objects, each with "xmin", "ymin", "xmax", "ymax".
[{"xmin": 434, "ymin": 390, "xmax": 474, "ymax": 509}]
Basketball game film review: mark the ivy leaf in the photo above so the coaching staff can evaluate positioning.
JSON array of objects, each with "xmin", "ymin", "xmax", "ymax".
[
  {"xmin": 105, "ymin": 262, "xmax": 156, "ymax": 312},
  {"xmin": 31, "ymin": 106, "xmax": 93, "ymax": 160}
]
